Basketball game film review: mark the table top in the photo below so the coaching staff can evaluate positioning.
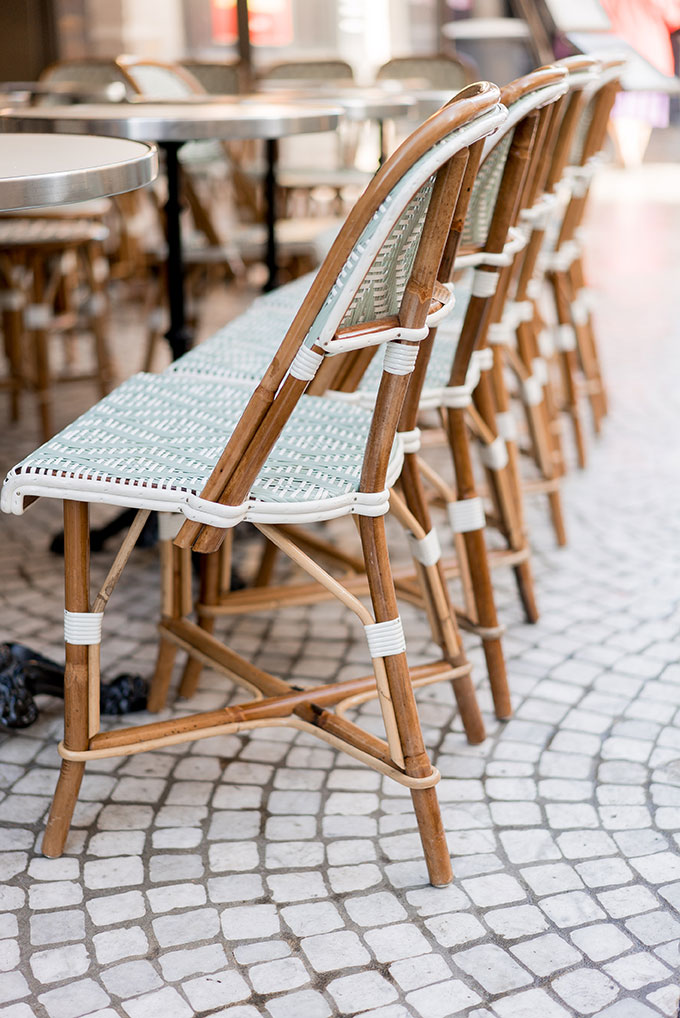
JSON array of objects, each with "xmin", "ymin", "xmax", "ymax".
[
  {"xmin": 0, "ymin": 100, "xmax": 343, "ymax": 142},
  {"xmin": 0, "ymin": 133, "xmax": 157, "ymax": 211},
  {"xmin": 252, "ymin": 86, "xmax": 414, "ymax": 121}
]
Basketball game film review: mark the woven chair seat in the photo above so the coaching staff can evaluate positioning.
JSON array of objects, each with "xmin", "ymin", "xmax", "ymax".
[
  {"xmin": 0, "ymin": 218, "xmax": 108, "ymax": 247},
  {"xmin": 2, "ymin": 372, "xmax": 403, "ymax": 526}
]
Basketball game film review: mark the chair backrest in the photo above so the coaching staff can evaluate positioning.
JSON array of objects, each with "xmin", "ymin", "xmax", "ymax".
[
  {"xmin": 115, "ymin": 58, "xmax": 206, "ymax": 98},
  {"xmin": 260, "ymin": 59, "xmax": 354, "ymax": 84},
  {"xmin": 184, "ymin": 83, "xmax": 506, "ymax": 528},
  {"xmin": 376, "ymin": 54, "xmax": 478, "ymax": 92},
  {"xmin": 38, "ymin": 59, "xmax": 136, "ymax": 100},
  {"xmin": 182, "ymin": 60, "xmax": 242, "ymax": 95}
]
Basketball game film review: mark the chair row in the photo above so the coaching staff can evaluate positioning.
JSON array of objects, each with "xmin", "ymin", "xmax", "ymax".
[{"xmin": 1, "ymin": 57, "xmax": 623, "ymax": 884}]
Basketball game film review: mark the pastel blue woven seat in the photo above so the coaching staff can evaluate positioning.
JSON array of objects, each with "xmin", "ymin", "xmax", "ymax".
[{"xmin": 2, "ymin": 373, "xmax": 403, "ymax": 526}]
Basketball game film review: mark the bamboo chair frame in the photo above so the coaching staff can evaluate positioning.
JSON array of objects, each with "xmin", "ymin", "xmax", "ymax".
[{"xmin": 6, "ymin": 85, "xmax": 506, "ymax": 886}]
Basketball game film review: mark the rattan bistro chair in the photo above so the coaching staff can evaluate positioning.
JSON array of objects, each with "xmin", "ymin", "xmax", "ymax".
[
  {"xmin": 170, "ymin": 69, "xmax": 569, "ymax": 719},
  {"xmin": 2, "ymin": 85, "xmax": 506, "ymax": 883}
]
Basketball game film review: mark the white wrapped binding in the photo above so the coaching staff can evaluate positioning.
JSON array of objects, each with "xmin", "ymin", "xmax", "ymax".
[
  {"xmin": 571, "ymin": 294, "xmax": 589, "ymax": 326},
  {"xmin": 488, "ymin": 321, "xmax": 513, "ymax": 347},
  {"xmin": 522, "ymin": 374, "xmax": 543, "ymax": 406},
  {"xmin": 475, "ymin": 347, "xmax": 494, "ymax": 372},
  {"xmin": 399, "ymin": 427, "xmax": 421, "ymax": 454},
  {"xmin": 289, "ymin": 345, "xmax": 324, "ymax": 381},
  {"xmin": 442, "ymin": 384, "xmax": 472, "ymax": 409},
  {"xmin": 455, "ymin": 226, "xmax": 527, "ymax": 270},
  {"xmin": 447, "ymin": 496, "xmax": 485, "ymax": 533},
  {"xmin": 25, "ymin": 304, "xmax": 51, "ymax": 329},
  {"xmin": 495, "ymin": 410, "xmax": 518, "ymax": 442},
  {"xmin": 60, "ymin": 251, "xmax": 77, "ymax": 275},
  {"xmin": 538, "ymin": 328, "xmax": 555, "ymax": 358},
  {"xmin": 364, "ymin": 616, "xmax": 406, "ymax": 658},
  {"xmin": 408, "ymin": 528, "xmax": 441, "ymax": 567},
  {"xmin": 479, "ymin": 436, "xmax": 508, "ymax": 471},
  {"xmin": 157, "ymin": 512, "xmax": 183, "ymax": 541},
  {"xmin": 93, "ymin": 257, "xmax": 109, "ymax": 283},
  {"xmin": 555, "ymin": 324, "xmax": 577, "ymax": 352},
  {"xmin": 64, "ymin": 610, "xmax": 103, "ymax": 646},
  {"xmin": 471, "ymin": 269, "xmax": 498, "ymax": 298},
  {"xmin": 526, "ymin": 278, "xmax": 542, "ymax": 301},
  {"xmin": 532, "ymin": 356, "xmax": 548, "ymax": 386},
  {"xmin": 383, "ymin": 342, "xmax": 419, "ymax": 376}
]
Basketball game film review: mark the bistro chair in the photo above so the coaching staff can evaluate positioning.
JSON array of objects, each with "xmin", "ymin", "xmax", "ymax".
[
  {"xmin": 0, "ymin": 215, "xmax": 112, "ymax": 439},
  {"xmin": 181, "ymin": 59, "xmax": 244, "ymax": 95},
  {"xmin": 1, "ymin": 84, "xmax": 506, "ymax": 884},
  {"xmin": 376, "ymin": 53, "xmax": 478, "ymax": 92},
  {"xmin": 169, "ymin": 68, "xmax": 569, "ymax": 718}
]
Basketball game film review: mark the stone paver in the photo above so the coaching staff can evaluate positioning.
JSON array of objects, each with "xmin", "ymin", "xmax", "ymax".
[{"xmin": 0, "ymin": 162, "xmax": 679, "ymax": 1016}]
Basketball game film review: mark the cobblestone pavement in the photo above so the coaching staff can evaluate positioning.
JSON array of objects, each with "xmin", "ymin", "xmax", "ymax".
[{"xmin": 0, "ymin": 163, "xmax": 679, "ymax": 1018}]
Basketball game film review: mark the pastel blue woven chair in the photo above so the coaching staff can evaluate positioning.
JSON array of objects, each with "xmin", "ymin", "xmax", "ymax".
[{"xmin": 2, "ymin": 84, "xmax": 506, "ymax": 884}]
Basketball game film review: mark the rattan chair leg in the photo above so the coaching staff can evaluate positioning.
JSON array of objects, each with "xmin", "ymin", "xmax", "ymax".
[
  {"xmin": 550, "ymin": 270, "xmax": 587, "ymax": 468},
  {"xmin": 30, "ymin": 255, "xmax": 52, "ymax": 440},
  {"xmin": 358, "ymin": 513, "xmax": 452, "ymax": 887},
  {"xmin": 43, "ymin": 500, "xmax": 90, "ymax": 857},
  {"xmin": 445, "ymin": 405, "xmax": 511, "ymax": 720},
  {"xmin": 569, "ymin": 258, "xmax": 607, "ymax": 430},
  {"xmin": 1, "ymin": 298, "xmax": 23, "ymax": 422},
  {"xmin": 178, "ymin": 551, "xmax": 219, "ymax": 700}
]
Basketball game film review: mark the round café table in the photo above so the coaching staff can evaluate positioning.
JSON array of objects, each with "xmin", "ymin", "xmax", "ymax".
[
  {"xmin": 0, "ymin": 132, "xmax": 157, "ymax": 211},
  {"xmin": 0, "ymin": 101, "xmax": 342, "ymax": 358}
]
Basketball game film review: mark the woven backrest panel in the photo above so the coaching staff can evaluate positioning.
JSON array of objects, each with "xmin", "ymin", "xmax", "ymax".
[
  {"xmin": 262, "ymin": 60, "xmax": 354, "ymax": 82},
  {"xmin": 461, "ymin": 131, "xmax": 513, "ymax": 247},
  {"xmin": 183, "ymin": 62, "xmax": 241, "ymax": 95},
  {"xmin": 123, "ymin": 63, "xmax": 195, "ymax": 98},
  {"xmin": 338, "ymin": 177, "xmax": 435, "ymax": 328},
  {"xmin": 40, "ymin": 61, "xmax": 133, "ymax": 91},
  {"xmin": 377, "ymin": 57, "xmax": 470, "ymax": 92}
]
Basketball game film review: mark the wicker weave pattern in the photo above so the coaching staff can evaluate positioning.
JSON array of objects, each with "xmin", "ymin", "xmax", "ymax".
[
  {"xmin": 3, "ymin": 374, "xmax": 402, "ymax": 519},
  {"xmin": 461, "ymin": 132, "xmax": 513, "ymax": 248},
  {"xmin": 0, "ymin": 220, "xmax": 108, "ymax": 245}
]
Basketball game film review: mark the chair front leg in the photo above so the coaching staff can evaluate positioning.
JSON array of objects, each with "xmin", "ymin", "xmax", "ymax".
[
  {"xmin": 358, "ymin": 513, "xmax": 452, "ymax": 887},
  {"xmin": 42, "ymin": 500, "xmax": 91, "ymax": 858}
]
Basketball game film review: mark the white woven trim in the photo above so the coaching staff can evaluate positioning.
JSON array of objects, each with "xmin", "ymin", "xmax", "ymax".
[
  {"xmin": 64, "ymin": 610, "xmax": 103, "ymax": 646},
  {"xmin": 538, "ymin": 327, "xmax": 555, "ymax": 358},
  {"xmin": 441, "ymin": 384, "xmax": 472, "ymax": 409},
  {"xmin": 327, "ymin": 323, "xmax": 429, "ymax": 356},
  {"xmin": 425, "ymin": 282, "xmax": 456, "ymax": 326},
  {"xmin": 506, "ymin": 299, "xmax": 534, "ymax": 326},
  {"xmin": 532, "ymin": 356, "xmax": 548, "ymax": 387},
  {"xmin": 399, "ymin": 427, "xmax": 421, "ymax": 453},
  {"xmin": 447, "ymin": 496, "xmax": 485, "ymax": 533},
  {"xmin": 488, "ymin": 321, "xmax": 513, "ymax": 347},
  {"xmin": 520, "ymin": 191, "xmax": 560, "ymax": 230},
  {"xmin": 455, "ymin": 225, "xmax": 527, "ymax": 270},
  {"xmin": 93, "ymin": 257, "xmax": 109, "ymax": 283},
  {"xmin": 157, "ymin": 512, "xmax": 183, "ymax": 541},
  {"xmin": 471, "ymin": 270, "xmax": 498, "ymax": 298},
  {"xmin": 522, "ymin": 374, "xmax": 543, "ymax": 406},
  {"xmin": 571, "ymin": 293, "xmax": 589, "ymax": 326},
  {"xmin": 289, "ymin": 345, "xmax": 324, "ymax": 381},
  {"xmin": 408, "ymin": 528, "xmax": 441, "ymax": 567},
  {"xmin": 495, "ymin": 410, "xmax": 517, "ymax": 442},
  {"xmin": 555, "ymin": 324, "xmax": 577, "ymax": 352},
  {"xmin": 542, "ymin": 239, "xmax": 581, "ymax": 274},
  {"xmin": 60, "ymin": 251, "xmax": 78, "ymax": 275},
  {"xmin": 364, "ymin": 617, "xmax": 406, "ymax": 658},
  {"xmin": 475, "ymin": 347, "xmax": 494, "ymax": 372},
  {"xmin": 0, "ymin": 290, "xmax": 25, "ymax": 311},
  {"xmin": 526, "ymin": 278, "xmax": 542, "ymax": 301},
  {"xmin": 383, "ymin": 342, "xmax": 419, "ymax": 376},
  {"xmin": 25, "ymin": 304, "xmax": 51, "ymax": 329},
  {"xmin": 479, "ymin": 436, "xmax": 508, "ymax": 471}
]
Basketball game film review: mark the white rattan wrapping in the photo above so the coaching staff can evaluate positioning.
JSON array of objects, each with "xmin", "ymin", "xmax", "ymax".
[{"xmin": 0, "ymin": 219, "xmax": 108, "ymax": 246}]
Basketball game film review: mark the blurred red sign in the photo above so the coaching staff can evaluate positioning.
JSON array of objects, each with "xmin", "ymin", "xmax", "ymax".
[{"xmin": 210, "ymin": 0, "xmax": 293, "ymax": 47}]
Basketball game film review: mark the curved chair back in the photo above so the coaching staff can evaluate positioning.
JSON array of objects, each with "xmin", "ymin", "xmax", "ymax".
[
  {"xmin": 177, "ymin": 82, "xmax": 506, "ymax": 549},
  {"xmin": 115, "ymin": 58, "xmax": 206, "ymax": 98},
  {"xmin": 376, "ymin": 54, "xmax": 478, "ymax": 91},
  {"xmin": 37, "ymin": 59, "xmax": 136, "ymax": 102},
  {"xmin": 181, "ymin": 60, "xmax": 243, "ymax": 95},
  {"xmin": 260, "ymin": 58, "xmax": 354, "ymax": 84}
]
